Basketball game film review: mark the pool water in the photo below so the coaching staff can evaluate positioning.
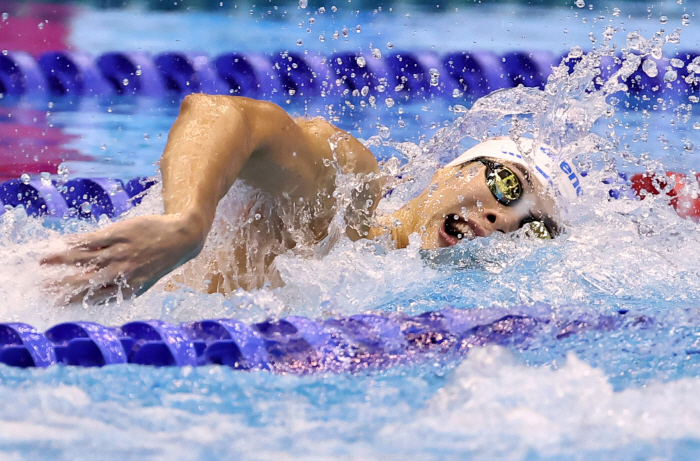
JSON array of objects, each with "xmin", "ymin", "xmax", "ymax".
[{"xmin": 2, "ymin": 1, "xmax": 700, "ymax": 460}]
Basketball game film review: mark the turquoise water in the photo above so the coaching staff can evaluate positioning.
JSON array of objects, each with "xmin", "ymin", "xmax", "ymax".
[{"xmin": 2, "ymin": 2, "xmax": 700, "ymax": 460}]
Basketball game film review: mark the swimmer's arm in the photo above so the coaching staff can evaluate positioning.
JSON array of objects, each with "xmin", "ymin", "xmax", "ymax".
[{"xmin": 42, "ymin": 95, "xmax": 336, "ymax": 302}]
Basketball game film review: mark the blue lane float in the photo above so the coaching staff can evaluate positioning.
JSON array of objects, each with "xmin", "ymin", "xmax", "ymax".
[
  {"xmin": 0, "ymin": 306, "xmax": 653, "ymax": 372},
  {"xmin": 0, "ymin": 176, "xmax": 156, "ymax": 220},
  {"xmin": 0, "ymin": 49, "xmax": 697, "ymax": 101}
]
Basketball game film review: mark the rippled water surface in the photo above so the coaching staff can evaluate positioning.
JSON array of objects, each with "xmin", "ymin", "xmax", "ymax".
[{"xmin": 2, "ymin": 2, "xmax": 700, "ymax": 460}]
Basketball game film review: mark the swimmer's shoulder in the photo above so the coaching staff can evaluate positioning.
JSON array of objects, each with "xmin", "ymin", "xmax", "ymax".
[{"xmin": 294, "ymin": 116, "xmax": 379, "ymax": 176}]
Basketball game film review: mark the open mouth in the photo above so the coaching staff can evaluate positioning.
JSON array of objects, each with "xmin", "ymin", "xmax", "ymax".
[{"xmin": 440, "ymin": 214, "xmax": 475, "ymax": 246}]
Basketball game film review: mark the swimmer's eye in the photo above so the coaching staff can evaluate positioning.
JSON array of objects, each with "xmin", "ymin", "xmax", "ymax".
[
  {"xmin": 527, "ymin": 220, "xmax": 553, "ymax": 240},
  {"xmin": 484, "ymin": 161, "xmax": 522, "ymax": 206}
]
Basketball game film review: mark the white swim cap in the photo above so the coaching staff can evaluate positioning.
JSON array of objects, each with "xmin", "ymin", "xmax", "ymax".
[{"xmin": 444, "ymin": 137, "xmax": 583, "ymax": 202}]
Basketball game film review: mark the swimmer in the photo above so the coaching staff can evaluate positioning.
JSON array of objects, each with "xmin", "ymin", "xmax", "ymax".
[{"xmin": 41, "ymin": 95, "xmax": 580, "ymax": 303}]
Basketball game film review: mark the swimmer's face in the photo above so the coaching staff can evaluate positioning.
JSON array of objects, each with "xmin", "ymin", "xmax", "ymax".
[{"xmin": 405, "ymin": 159, "xmax": 559, "ymax": 249}]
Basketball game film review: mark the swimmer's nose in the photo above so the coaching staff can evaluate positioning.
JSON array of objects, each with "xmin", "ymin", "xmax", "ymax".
[{"xmin": 483, "ymin": 209, "xmax": 520, "ymax": 235}]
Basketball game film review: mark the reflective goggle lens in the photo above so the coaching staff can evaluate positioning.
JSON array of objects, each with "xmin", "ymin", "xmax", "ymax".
[
  {"xmin": 485, "ymin": 163, "xmax": 522, "ymax": 205},
  {"xmin": 528, "ymin": 220, "xmax": 552, "ymax": 239}
]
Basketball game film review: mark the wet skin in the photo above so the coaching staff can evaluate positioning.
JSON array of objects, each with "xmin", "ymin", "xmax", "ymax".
[
  {"xmin": 380, "ymin": 159, "xmax": 559, "ymax": 249},
  {"xmin": 41, "ymin": 96, "xmax": 558, "ymax": 303}
]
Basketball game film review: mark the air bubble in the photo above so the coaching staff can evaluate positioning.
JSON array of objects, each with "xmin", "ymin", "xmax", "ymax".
[
  {"xmin": 682, "ymin": 14, "xmax": 690, "ymax": 26},
  {"xmin": 20, "ymin": 174, "xmax": 30, "ymax": 185},
  {"xmin": 356, "ymin": 25, "xmax": 361, "ymax": 33},
  {"xmin": 371, "ymin": 48, "xmax": 381, "ymax": 59},
  {"xmin": 318, "ymin": 6, "xmax": 325, "ymax": 13},
  {"xmin": 40, "ymin": 172, "xmax": 51, "ymax": 186},
  {"xmin": 80, "ymin": 202, "xmax": 92, "ymax": 214},
  {"xmin": 37, "ymin": 22, "xmax": 44, "ymax": 29},
  {"xmin": 299, "ymin": 0, "xmax": 307, "ymax": 8},
  {"xmin": 386, "ymin": 42, "xmax": 394, "ymax": 49},
  {"xmin": 1, "ymin": 13, "xmax": 8, "ymax": 21},
  {"xmin": 574, "ymin": 0, "xmax": 585, "ymax": 8},
  {"xmin": 612, "ymin": 7, "xmax": 620, "ymax": 16},
  {"xmin": 356, "ymin": 56, "xmax": 366, "ymax": 67},
  {"xmin": 660, "ymin": 15, "xmax": 668, "ymax": 25},
  {"xmin": 296, "ymin": 39, "xmax": 303, "ymax": 46},
  {"xmin": 385, "ymin": 97, "xmax": 395, "ymax": 108},
  {"xmin": 122, "ymin": 78, "xmax": 129, "ymax": 86}
]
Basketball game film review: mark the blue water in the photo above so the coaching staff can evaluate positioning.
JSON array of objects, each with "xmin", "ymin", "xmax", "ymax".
[{"xmin": 2, "ymin": 1, "xmax": 700, "ymax": 459}]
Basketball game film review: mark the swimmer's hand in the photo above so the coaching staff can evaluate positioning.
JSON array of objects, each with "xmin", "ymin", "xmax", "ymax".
[{"xmin": 41, "ymin": 214, "xmax": 204, "ymax": 305}]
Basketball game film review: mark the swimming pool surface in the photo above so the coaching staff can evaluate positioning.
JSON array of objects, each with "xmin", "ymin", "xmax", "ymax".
[{"xmin": 2, "ymin": 1, "xmax": 700, "ymax": 459}]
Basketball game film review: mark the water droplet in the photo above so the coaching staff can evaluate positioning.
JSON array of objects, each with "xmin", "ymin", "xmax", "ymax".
[
  {"xmin": 378, "ymin": 125, "xmax": 390, "ymax": 139},
  {"xmin": 664, "ymin": 68, "xmax": 678, "ymax": 82},
  {"xmin": 296, "ymin": 39, "xmax": 303, "ymax": 46},
  {"xmin": 371, "ymin": 48, "xmax": 381, "ymax": 59},
  {"xmin": 682, "ymin": 14, "xmax": 690, "ymax": 26},
  {"xmin": 376, "ymin": 84, "xmax": 386, "ymax": 93},
  {"xmin": 80, "ymin": 202, "xmax": 92, "ymax": 214},
  {"xmin": 453, "ymin": 104, "xmax": 467, "ymax": 113},
  {"xmin": 2, "ymin": 13, "xmax": 8, "ymax": 21},
  {"xmin": 386, "ymin": 42, "xmax": 393, "ymax": 49},
  {"xmin": 319, "ymin": 35, "xmax": 325, "ymax": 42},
  {"xmin": 356, "ymin": 25, "xmax": 361, "ymax": 33},
  {"xmin": 569, "ymin": 45, "xmax": 583, "ymax": 58},
  {"xmin": 122, "ymin": 78, "xmax": 129, "ymax": 86},
  {"xmin": 57, "ymin": 164, "xmax": 68, "ymax": 176},
  {"xmin": 318, "ymin": 6, "xmax": 325, "ymax": 13},
  {"xmin": 101, "ymin": 144, "xmax": 106, "ymax": 151},
  {"xmin": 574, "ymin": 0, "xmax": 585, "ymax": 8},
  {"xmin": 671, "ymin": 58, "xmax": 685, "ymax": 68},
  {"xmin": 642, "ymin": 59, "xmax": 659, "ymax": 78},
  {"xmin": 666, "ymin": 29, "xmax": 681, "ymax": 44},
  {"xmin": 331, "ymin": 5, "xmax": 337, "ymax": 12},
  {"xmin": 385, "ymin": 97, "xmax": 395, "ymax": 107},
  {"xmin": 309, "ymin": 18, "xmax": 315, "ymax": 24},
  {"xmin": 361, "ymin": 86, "xmax": 369, "ymax": 96},
  {"xmin": 452, "ymin": 89, "xmax": 463, "ymax": 98},
  {"xmin": 37, "ymin": 22, "xmax": 44, "ymax": 29},
  {"xmin": 20, "ymin": 174, "xmax": 30, "ymax": 185},
  {"xmin": 660, "ymin": 15, "xmax": 668, "ymax": 24},
  {"xmin": 469, "ymin": 166, "xmax": 479, "ymax": 179},
  {"xmin": 299, "ymin": 0, "xmax": 307, "ymax": 8},
  {"xmin": 356, "ymin": 56, "xmax": 366, "ymax": 67},
  {"xmin": 626, "ymin": 31, "xmax": 645, "ymax": 51},
  {"xmin": 254, "ymin": 213, "xmax": 262, "ymax": 220},
  {"xmin": 694, "ymin": 122, "xmax": 700, "ymax": 130},
  {"xmin": 612, "ymin": 7, "xmax": 620, "ymax": 16},
  {"xmin": 40, "ymin": 172, "xmax": 51, "ymax": 186},
  {"xmin": 342, "ymin": 26, "xmax": 348, "ymax": 37}
]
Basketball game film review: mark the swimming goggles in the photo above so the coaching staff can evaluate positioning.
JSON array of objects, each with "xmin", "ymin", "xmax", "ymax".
[{"xmin": 483, "ymin": 160, "xmax": 553, "ymax": 239}]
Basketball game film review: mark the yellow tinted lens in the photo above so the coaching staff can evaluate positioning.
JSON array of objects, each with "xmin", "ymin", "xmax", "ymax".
[
  {"xmin": 529, "ymin": 221, "xmax": 552, "ymax": 239},
  {"xmin": 486, "ymin": 165, "xmax": 522, "ymax": 204}
]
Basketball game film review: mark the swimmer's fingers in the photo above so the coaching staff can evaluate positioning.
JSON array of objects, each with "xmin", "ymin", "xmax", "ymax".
[{"xmin": 40, "ymin": 246, "xmax": 117, "ymax": 269}]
